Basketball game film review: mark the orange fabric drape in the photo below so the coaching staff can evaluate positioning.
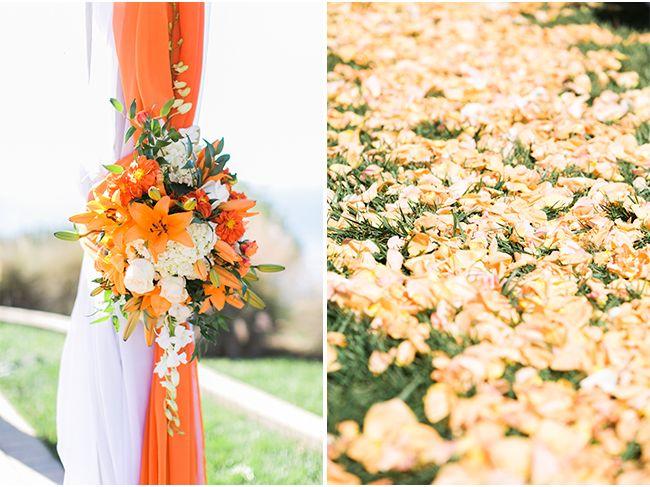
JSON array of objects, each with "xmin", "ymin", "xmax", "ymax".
[{"xmin": 112, "ymin": 3, "xmax": 206, "ymax": 484}]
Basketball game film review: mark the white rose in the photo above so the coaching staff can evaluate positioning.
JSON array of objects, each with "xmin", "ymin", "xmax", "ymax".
[
  {"xmin": 169, "ymin": 303, "xmax": 192, "ymax": 323},
  {"xmin": 159, "ymin": 276, "xmax": 188, "ymax": 304},
  {"xmin": 202, "ymin": 180, "xmax": 230, "ymax": 208},
  {"xmin": 123, "ymin": 258, "xmax": 155, "ymax": 295}
]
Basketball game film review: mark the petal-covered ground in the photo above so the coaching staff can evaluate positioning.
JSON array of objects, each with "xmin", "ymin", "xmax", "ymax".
[{"xmin": 327, "ymin": 3, "xmax": 650, "ymax": 484}]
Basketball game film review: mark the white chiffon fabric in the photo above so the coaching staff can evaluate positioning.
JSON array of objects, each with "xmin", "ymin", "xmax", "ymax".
[{"xmin": 56, "ymin": 5, "xmax": 153, "ymax": 484}]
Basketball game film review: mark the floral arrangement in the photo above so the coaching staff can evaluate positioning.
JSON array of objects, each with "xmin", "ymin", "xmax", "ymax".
[
  {"xmin": 327, "ymin": 3, "xmax": 650, "ymax": 484},
  {"xmin": 56, "ymin": 97, "xmax": 282, "ymax": 434}
]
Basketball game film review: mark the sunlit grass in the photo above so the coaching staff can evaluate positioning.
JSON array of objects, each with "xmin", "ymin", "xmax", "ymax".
[{"xmin": 202, "ymin": 357, "xmax": 322, "ymax": 416}]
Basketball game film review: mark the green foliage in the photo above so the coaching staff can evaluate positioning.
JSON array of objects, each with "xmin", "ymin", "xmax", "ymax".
[
  {"xmin": 634, "ymin": 228, "xmax": 650, "ymax": 249},
  {"xmin": 413, "ymin": 119, "xmax": 461, "ymax": 140},
  {"xmin": 334, "ymin": 104, "xmax": 370, "ymax": 116},
  {"xmin": 600, "ymin": 200, "xmax": 636, "ymax": 222},
  {"xmin": 538, "ymin": 368, "xmax": 586, "ymax": 388},
  {"xmin": 621, "ymin": 441, "xmax": 642, "ymax": 462},
  {"xmin": 523, "ymin": 5, "xmax": 599, "ymax": 27},
  {"xmin": 504, "ymin": 141, "xmax": 536, "ymax": 169},
  {"xmin": 336, "ymin": 454, "xmax": 439, "ymax": 485},
  {"xmin": 327, "ymin": 50, "xmax": 370, "ymax": 72},
  {"xmin": 327, "ymin": 305, "xmax": 470, "ymax": 432},
  {"xmin": 589, "ymin": 262, "xmax": 619, "ymax": 285},
  {"xmin": 636, "ymin": 122, "xmax": 650, "ymax": 145}
]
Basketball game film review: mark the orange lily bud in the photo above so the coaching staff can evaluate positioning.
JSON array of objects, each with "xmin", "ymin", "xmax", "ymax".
[
  {"xmin": 220, "ymin": 199, "xmax": 256, "ymax": 212},
  {"xmin": 148, "ymin": 186, "xmax": 161, "ymax": 201},
  {"xmin": 182, "ymin": 198, "xmax": 197, "ymax": 211}
]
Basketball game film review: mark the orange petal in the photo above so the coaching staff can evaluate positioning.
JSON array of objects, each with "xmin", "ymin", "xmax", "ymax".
[
  {"xmin": 149, "ymin": 235, "xmax": 168, "ymax": 259},
  {"xmin": 125, "ymin": 224, "xmax": 144, "ymax": 243},
  {"xmin": 70, "ymin": 212, "xmax": 95, "ymax": 224},
  {"xmin": 214, "ymin": 239, "xmax": 241, "ymax": 264},
  {"xmin": 219, "ymin": 199, "xmax": 256, "ymax": 211},
  {"xmin": 199, "ymin": 299, "xmax": 211, "ymax": 314},
  {"xmin": 226, "ymin": 294, "xmax": 244, "ymax": 309},
  {"xmin": 129, "ymin": 202, "xmax": 154, "ymax": 228},
  {"xmin": 154, "ymin": 195, "xmax": 171, "ymax": 215},
  {"xmin": 169, "ymin": 228, "xmax": 194, "ymax": 248},
  {"xmin": 167, "ymin": 211, "xmax": 194, "ymax": 229}
]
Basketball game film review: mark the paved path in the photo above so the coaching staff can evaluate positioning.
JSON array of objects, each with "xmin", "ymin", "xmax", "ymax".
[{"xmin": 0, "ymin": 392, "xmax": 63, "ymax": 485}]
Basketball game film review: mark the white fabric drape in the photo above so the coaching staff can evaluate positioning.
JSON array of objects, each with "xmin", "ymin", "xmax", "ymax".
[{"xmin": 57, "ymin": 5, "xmax": 152, "ymax": 484}]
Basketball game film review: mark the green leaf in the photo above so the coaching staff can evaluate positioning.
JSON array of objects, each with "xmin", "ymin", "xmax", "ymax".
[
  {"xmin": 124, "ymin": 125, "xmax": 136, "ymax": 143},
  {"xmin": 185, "ymin": 135, "xmax": 193, "ymax": 158},
  {"xmin": 214, "ymin": 154, "xmax": 230, "ymax": 173},
  {"xmin": 161, "ymin": 98, "xmax": 175, "ymax": 117},
  {"xmin": 209, "ymin": 268, "xmax": 221, "ymax": 287},
  {"xmin": 109, "ymin": 98, "xmax": 123, "ymax": 113},
  {"xmin": 203, "ymin": 138, "xmax": 215, "ymax": 165},
  {"xmin": 255, "ymin": 264, "xmax": 285, "ymax": 273},
  {"xmin": 91, "ymin": 315, "xmax": 110, "ymax": 324},
  {"xmin": 111, "ymin": 315, "xmax": 120, "ymax": 332},
  {"xmin": 128, "ymin": 99, "xmax": 137, "ymax": 119},
  {"xmin": 54, "ymin": 230, "xmax": 80, "ymax": 241},
  {"xmin": 243, "ymin": 288, "xmax": 266, "ymax": 309},
  {"xmin": 103, "ymin": 164, "xmax": 124, "ymax": 175},
  {"xmin": 216, "ymin": 138, "xmax": 224, "ymax": 154}
]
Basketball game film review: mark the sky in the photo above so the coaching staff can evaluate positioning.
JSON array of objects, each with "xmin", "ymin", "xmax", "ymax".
[{"xmin": 0, "ymin": 2, "xmax": 325, "ymax": 260}]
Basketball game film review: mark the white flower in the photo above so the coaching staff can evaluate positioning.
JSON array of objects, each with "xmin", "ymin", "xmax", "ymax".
[
  {"xmin": 123, "ymin": 258, "xmax": 155, "ymax": 295},
  {"xmin": 155, "ymin": 326, "xmax": 173, "ymax": 352},
  {"xmin": 126, "ymin": 239, "xmax": 151, "ymax": 260},
  {"xmin": 202, "ymin": 180, "xmax": 230, "ymax": 208},
  {"xmin": 159, "ymin": 276, "xmax": 188, "ymax": 304},
  {"xmin": 169, "ymin": 303, "xmax": 192, "ymax": 323},
  {"xmin": 153, "ymin": 350, "xmax": 187, "ymax": 378},
  {"xmin": 155, "ymin": 223, "xmax": 216, "ymax": 278},
  {"xmin": 160, "ymin": 126, "xmax": 205, "ymax": 186},
  {"xmin": 173, "ymin": 324, "xmax": 194, "ymax": 350}
]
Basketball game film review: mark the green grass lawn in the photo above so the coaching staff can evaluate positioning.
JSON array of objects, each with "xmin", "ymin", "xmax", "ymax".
[
  {"xmin": 0, "ymin": 322, "xmax": 322, "ymax": 484},
  {"xmin": 202, "ymin": 357, "xmax": 323, "ymax": 416}
]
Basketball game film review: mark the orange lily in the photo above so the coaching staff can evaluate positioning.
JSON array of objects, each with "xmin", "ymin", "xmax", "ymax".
[
  {"xmin": 70, "ymin": 193, "xmax": 128, "ymax": 236},
  {"xmin": 126, "ymin": 196, "xmax": 194, "ymax": 259},
  {"xmin": 214, "ymin": 239, "xmax": 242, "ymax": 264},
  {"xmin": 199, "ymin": 284, "xmax": 226, "ymax": 313},
  {"xmin": 94, "ymin": 251, "xmax": 127, "ymax": 295},
  {"xmin": 140, "ymin": 286, "xmax": 172, "ymax": 317},
  {"xmin": 212, "ymin": 266, "xmax": 243, "ymax": 290}
]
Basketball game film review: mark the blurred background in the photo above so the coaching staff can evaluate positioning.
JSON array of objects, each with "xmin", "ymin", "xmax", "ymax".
[{"xmin": 0, "ymin": 2, "xmax": 324, "ymax": 359}]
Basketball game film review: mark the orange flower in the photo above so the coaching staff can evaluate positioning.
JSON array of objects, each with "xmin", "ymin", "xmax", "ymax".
[
  {"xmin": 115, "ymin": 156, "xmax": 162, "ymax": 204},
  {"xmin": 126, "ymin": 196, "xmax": 194, "ymax": 259},
  {"xmin": 94, "ymin": 251, "xmax": 127, "ymax": 295},
  {"xmin": 215, "ymin": 210, "xmax": 245, "ymax": 244},
  {"xmin": 70, "ymin": 193, "xmax": 128, "ymax": 237},
  {"xmin": 199, "ymin": 284, "xmax": 226, "ymax": 313},
  {"xmin": 140, "ymin": 286, "xmax": 172, "ymax": 317},
  {"xmin": 199, "ymin": 283, "xmax": 244, "ymax": 313}
]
